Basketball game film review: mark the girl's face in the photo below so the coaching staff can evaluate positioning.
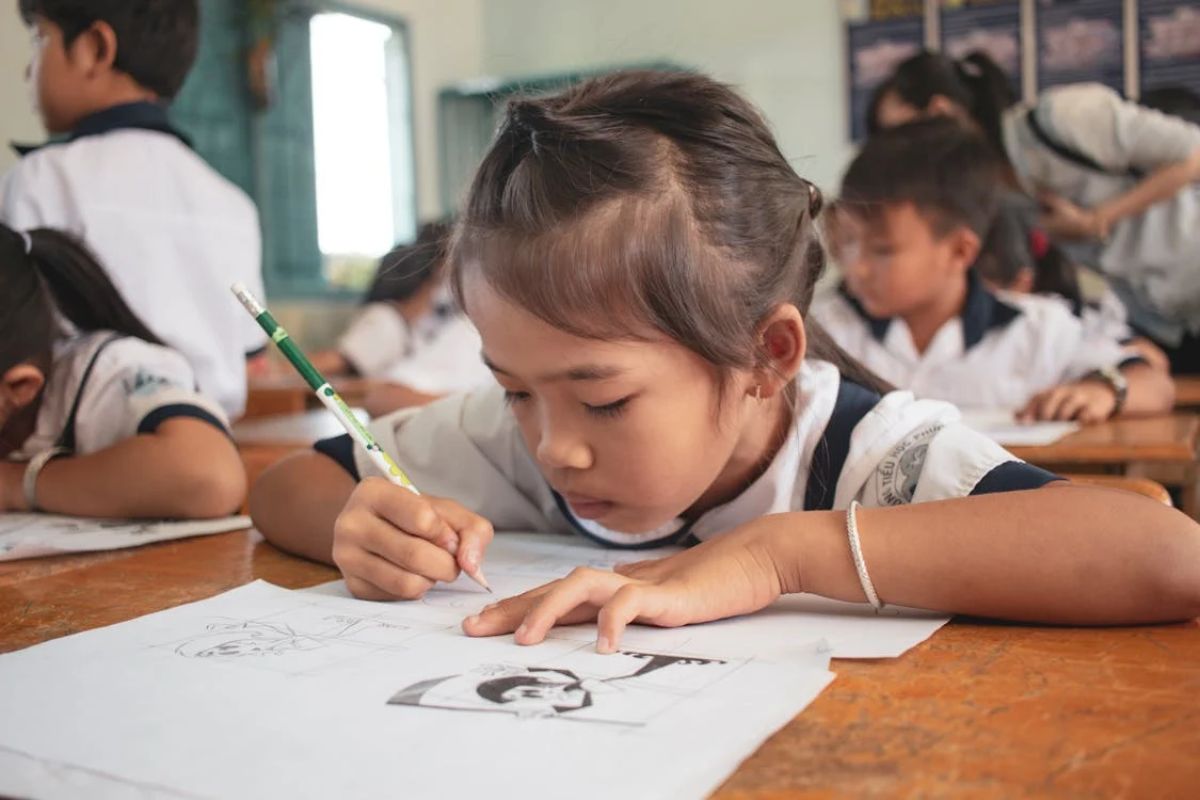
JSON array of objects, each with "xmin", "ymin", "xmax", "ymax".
[{"xmin": 464, "ymin": 279, "xmax": 783, "ymax": 534}]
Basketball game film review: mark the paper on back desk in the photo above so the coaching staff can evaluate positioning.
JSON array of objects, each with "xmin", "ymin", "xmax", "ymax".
[
  {"xmin": 306, "ymin": 532, "xmax": 951, "ymax": 660},
  {"xmin": 959, "ymin": 409, "xmax": 1079, "ymax": 446},
  {"xmin": 0, "ymin": 579, "xmax": 834, "ymax": 800},
  {"xmin": 0, "ymin": 514, "xmax": 251, "ymax": 561}
]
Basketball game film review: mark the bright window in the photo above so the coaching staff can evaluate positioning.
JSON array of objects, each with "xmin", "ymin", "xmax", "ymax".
[{"xmin": 309, "ymin": 12, "xmax": 415, "ymax": 289}]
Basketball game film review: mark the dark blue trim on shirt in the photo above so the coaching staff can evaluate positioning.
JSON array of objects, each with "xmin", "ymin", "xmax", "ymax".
[
  {"xmin": 970, "ymin": 461, "xmax": 1061, "ymax": 495},
  {"xmin": 137, "ymin": 403, "xmax": 228, "ymax": 436},
  {"xmin": 839, "ymin": 270, "xmax": 1023, "ymax": 350},
  {"xmin": 550, "ymin": 491, "xmax": 693, "ymax": 551},
  {"xmin": 314, "ymin": 434, "xmax": 360, "ymax": 481},
  {"xmin": 804, "ymin": 378, "xmax": 882, "ymax": 511},
  {"xmin": 12, "ymin": 102, "xmax": 191, "ymax": 156}
]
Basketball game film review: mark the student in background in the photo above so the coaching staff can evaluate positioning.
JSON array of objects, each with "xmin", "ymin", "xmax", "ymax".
[
  {"xmin": 0, "ymin": 0, "xmax": 266, "ymax": 417},
  {"xmin": 813, "ymin": 119, "xmax": 1173, "ymax": 422},
  {"xmin": 0, "ymin": 225, "xmax": 244, "ymax": 518},
  {"xmin": 869, "ymin": 50, "xmax": 1200, "ymax": 374},
  {"xmin": 976, "ymin": 202, "xmax": 1170, "ymax": 373},
  {"xmin": 310, "ymin": 221, "xmax": 492, "ymax": 416},
  {"xmin": 251, "ymin": 71, "xmax": 1199, "ymax": 645}
]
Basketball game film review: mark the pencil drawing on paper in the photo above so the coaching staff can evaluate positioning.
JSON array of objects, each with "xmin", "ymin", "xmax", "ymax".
[
  {"xmin": 388, "ymin": 650, "xmax": 733, "ymax": 726},
  {"xmin": 172, "ymin": 612, "xmax": 414, "ymax": 660}
]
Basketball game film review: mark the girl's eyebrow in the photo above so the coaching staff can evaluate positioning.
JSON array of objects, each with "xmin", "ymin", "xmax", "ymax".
[{"xmin": 481, "ymin": 353, "xmax": 625, "ymax": 382}]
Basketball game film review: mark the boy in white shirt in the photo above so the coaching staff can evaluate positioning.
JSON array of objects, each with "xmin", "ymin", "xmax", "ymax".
[
  {"xmin": 0, "ymin": 0, "xmax": 266, "ymax": 418},
  {"xmin": 814, "ymin": 118, "xmax": 1173, "ymax": 422}
]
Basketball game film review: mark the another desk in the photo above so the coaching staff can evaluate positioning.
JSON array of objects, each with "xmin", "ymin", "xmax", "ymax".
[
  {"xmin": 244, "ymin": 377, "xmax": 382, "ymax": 419},
  {"xmin": 1, "ymin": 533, "xmax": 1197, "ymax": 797},
  {"xmin": 1175, "ymin": 376, "xmax": 1200, "ymax": 410}
]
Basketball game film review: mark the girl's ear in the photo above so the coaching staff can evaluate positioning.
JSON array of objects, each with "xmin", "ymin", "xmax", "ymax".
[
  {"xmin": 0, "ymin": 364, "xmax": 46, "ymax": 410},
  {"xmin": 1010, "ymin": 266, "xmax": 1036, "ymax": 294},
  {"xmin": 752, "ymin": 304, "xmax": 806, "ymax": 399},
  {"xmin": 927, "ymin": 93, "xmax": 964, "ymax": 119}
]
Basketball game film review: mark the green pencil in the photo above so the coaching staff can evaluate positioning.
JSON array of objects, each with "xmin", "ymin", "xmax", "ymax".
[{"xmin": 231, "ymin": 283, "xmax": 491, "ymax": 592}]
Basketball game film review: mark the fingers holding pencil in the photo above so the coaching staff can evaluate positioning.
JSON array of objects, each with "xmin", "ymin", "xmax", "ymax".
[{"xmin": 333, "ymin": 478, "xmax": 494, "ymax": 601}]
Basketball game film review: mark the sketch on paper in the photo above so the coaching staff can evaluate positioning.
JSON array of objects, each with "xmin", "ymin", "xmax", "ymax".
[
  {"xmin": 389, "ymin": 649, "xmax": 735, "ymax": 727},
  {"xmin": 164, "ymin": 605, "xmax": 432, "ymax": 674}
]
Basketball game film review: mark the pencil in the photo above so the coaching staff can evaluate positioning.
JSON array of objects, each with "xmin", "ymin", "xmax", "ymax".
[{"xmin": 231, "ymin": 282, "xmax": 491, "ymax": 593}]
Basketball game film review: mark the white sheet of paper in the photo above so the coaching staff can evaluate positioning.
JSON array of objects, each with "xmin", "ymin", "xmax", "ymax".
[
  {"xmin": 960, "ymin": 409, "xmax": 1079, "ymax": 446},
  {"xmin": 0, "ymin": 514, "xmax": 250, "ymax": 561},
  {"xmin": 0, "ymin": 580, "xmax": 836, "ymax": 800},
  {"xmin": 306, "ymin": 533, "xmax": 951, "ymax": 660}
]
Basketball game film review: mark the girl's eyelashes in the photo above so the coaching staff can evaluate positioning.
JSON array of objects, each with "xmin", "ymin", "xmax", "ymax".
[
  {"xmin": 583, "ymin": 396, "xmax": 631, "ymax": 418},
  {"xmin": 502, "ymin": 389, "xmax": 531, "ymax": 406}
]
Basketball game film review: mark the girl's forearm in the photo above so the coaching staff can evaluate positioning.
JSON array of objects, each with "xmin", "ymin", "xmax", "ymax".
[
  {"xmin": 248, "ymin": 451, "xmax": 356, "ymax": 563},
  {"xmin": 1121, "ymin": 363, "xmax": 1175, "ymax": 416},
  {"xmin": 771, "ymin": 485, "xmax": 1200, "ymax": 624},
  {"xmin": 1096, "ymin": 149, "xmax": 1200, "ymax": 231},
  {"xmin": 16, "ymin": 419, "xmax": 246, "ymax": 518}
]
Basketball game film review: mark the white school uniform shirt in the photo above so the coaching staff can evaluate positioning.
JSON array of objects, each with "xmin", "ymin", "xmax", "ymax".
[
  {"xmin": 1001, "ymin": 83, "xmax": 1200, "ymax": 344},
  {"xmin": 11, "ymin": 331, "xmax": 229, "ymax": 460},
  {"xmin": 337, "ymin": 288, "xmax": 493, "ymax": 394},
  {"xmin": 812, "ymin": 273, "xmax": 1135, "ymax": 412},
  {"xmin": 0, "ymin": 102, "xmax": 266, "ymax": 417},
  {"xmin": 1079, "ymin": 287, "xmax": 1135, "ymax": 344},
  {"xmin": 312, "ymin": 359, "xmax": 1056, "ymax": 550}
]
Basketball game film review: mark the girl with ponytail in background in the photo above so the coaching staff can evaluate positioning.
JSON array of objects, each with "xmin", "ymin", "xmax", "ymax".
[{"xmin": 0, "ymin": 225, "xmax": 245, "ymax": 518}]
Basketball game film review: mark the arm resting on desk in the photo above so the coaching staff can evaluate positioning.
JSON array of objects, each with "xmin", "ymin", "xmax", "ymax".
[
  {"xmin": 1, "ymin": 419, "xmax": 246, "ymax": 519},
  {"xmin": 249, "ymin": 450, "xmax": 356, "ymax": 563}
]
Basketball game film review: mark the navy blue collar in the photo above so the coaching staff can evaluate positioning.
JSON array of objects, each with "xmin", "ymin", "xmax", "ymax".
[
  {"xmin": 839, "ymin": 270, "xmax": 1023, "ymax": 351},
  {"xmin": 12, "ymin": 101, "xmax": 191, "ymax": 156}
]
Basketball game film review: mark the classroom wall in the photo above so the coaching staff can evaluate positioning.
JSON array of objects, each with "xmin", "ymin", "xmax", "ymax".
[
  {"xmin": 478, "ymin": 0, "xmax": 855, "ymax": 194},
  {"xmin": 0, "ymin": 12, "xmax": 42, "ymax": 175}
]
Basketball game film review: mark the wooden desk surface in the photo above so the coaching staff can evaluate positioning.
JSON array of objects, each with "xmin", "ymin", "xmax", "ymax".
[
  {"xmin": 1175, "ymin": 376, "xmax": 1200, "ymax": 410},
  {"xmin": 1006, "ymin": 413, "xmax": 1200, "ymax": 466},
  {"xmin": 1, "ymin": 531, "xmax": 1197, "ymax": 797},
  {"xmin": 232, "ymin": 407, "xmax": 368, "ymax": 448},
  {"xmin": 244, "ymin": 377, "xmax": 383, "ymax": 419}
]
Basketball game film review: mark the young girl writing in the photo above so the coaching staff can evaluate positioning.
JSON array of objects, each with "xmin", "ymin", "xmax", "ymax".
[
  {"xmin": 0, "ymin": 225, "xmax": 245, "ymax": 518},
  {"xmin": 251, "ymin": 71, "xmax": 1200, "ymax": 653}
]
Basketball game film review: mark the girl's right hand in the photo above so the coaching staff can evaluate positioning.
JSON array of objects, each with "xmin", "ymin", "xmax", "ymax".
[{"xmin": 331, "ymin": 477, "xmax": 494, "ymax": 600}]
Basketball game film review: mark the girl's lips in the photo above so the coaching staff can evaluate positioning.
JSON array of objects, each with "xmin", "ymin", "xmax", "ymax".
[{"xmin": 562, "ymin": 493, "xmax": 615, "ymax": 520}]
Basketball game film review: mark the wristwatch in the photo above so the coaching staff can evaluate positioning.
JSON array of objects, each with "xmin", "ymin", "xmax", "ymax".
[{"xmin": 1089, "ymin": 366, "xmax": 1128, "ymax": 417}]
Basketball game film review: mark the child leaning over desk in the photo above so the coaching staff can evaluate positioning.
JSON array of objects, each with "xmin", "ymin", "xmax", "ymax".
[
  {"xmin": 250, "ymin": 71, "xmax": 1200, "ymax": 653},
  {"xmin": 813, "ymin": 118, "xmax": 1174, "ymax": 423},
  {"xmin": 0, "ymin": 225, "xmax": 244, "ymax": 518}
]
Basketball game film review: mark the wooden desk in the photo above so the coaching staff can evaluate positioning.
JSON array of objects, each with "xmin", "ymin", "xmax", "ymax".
[
  {"xmin": 244, "ymin": 377, "xmax": 381, "ymax": 419},
  {"xmin": 1, "ymin": 533, "xmax": 1197, "ymax": 797},
  {"xmin": 1005, "ymin": 413, "xmax": 1200, "ymax": 466},
  {"xmin": 1175, "ymin": 376, "xmax": 1200, "ymax": 410}
]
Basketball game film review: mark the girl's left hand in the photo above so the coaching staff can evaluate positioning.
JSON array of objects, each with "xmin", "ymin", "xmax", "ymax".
[
  {"xmin": 1018, "ymin": 379, "xmax": 1117, "ymax": 423},
  {"xmin": 461, "ymin": 520, "xmax": 791, "ymax": 653},
  {"xmin": 1039, "ymin": 192, "xmax": 1109, "ymax": 241}
]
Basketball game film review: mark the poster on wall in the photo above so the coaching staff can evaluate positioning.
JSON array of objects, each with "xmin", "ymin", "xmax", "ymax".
[
  {"xmin": 1035, "ymin": 0, "xmax": 1125, "ymax": 93},
  {"xmin": 846, "ymin": 15, "xmax": 925, "ymax": 140},
  {"xmin": 940, "ymin": 0, "xmax": 1022, "ymax": 98},
  {"xmin": 1138, "ymin": 0, "xmax": 1200, "ymax": 100}
]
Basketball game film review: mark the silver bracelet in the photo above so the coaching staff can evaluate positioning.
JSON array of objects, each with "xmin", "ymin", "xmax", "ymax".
[
  {"xmin": 846, "ymin": 500, "xmax": 883, "ymax": 610},
  {"xmin": 23, "ymin": 447, "xmax": 68, "ymax": 511}
]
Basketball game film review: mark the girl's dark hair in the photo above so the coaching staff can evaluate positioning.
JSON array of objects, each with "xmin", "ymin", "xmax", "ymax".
[
  {"xmin": 0, "ymin": 224, "xmax": 163, "ymax": 373},
  {"xmin": 19, "ymin": 0, "xmax": 199, "ymax": 99},
  {"xmin": 449, "ymin": 69, "xmax": 889, "ymax": 396},
  {"xmin": 363, "ymin": 220, "xmax": 453, "ymax": 305},
  {"xmin": 868, "ymin": 49, "xmax": 1015, "ymax": 164},
  {"xmin": 976, "ymin": 202, "xmax": 1083, "ymax": 307}
]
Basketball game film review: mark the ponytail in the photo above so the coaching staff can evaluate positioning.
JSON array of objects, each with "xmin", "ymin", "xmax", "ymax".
[
  {"xmin": 872, "ymin": 49, "xmax": 1016, "ymax": 165},
  {"xmin": 0, "ymin": 224, "xmax": 163, "ymax": 372}
]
